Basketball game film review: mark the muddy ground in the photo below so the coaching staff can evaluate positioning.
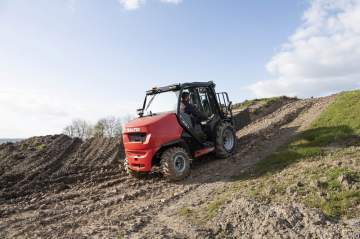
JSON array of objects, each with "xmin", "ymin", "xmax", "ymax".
[{"xmin": 0, "ymin": 96, "xmax": 358, "ymax": 238}]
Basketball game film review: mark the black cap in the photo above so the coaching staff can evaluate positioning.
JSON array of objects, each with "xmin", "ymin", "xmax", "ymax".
[{"xmin": 181, "ymin": 91, "xmax": 190, "ymax": 99}]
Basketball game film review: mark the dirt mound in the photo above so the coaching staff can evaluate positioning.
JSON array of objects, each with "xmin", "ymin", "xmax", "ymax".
[
  {"xmin": 212, "ymin": 198, "xmax": 356, "ymax": 238},
  {"xmin": 0, "ymin": 135, "xmax": 124, "ymax": 200},
  {"xmin": 233, "ymin": 96, "xmax": 298, "ymax": 130},
  {"xmin": 0, "ymin": 96, "xmax": 357, "ymax": 239}
]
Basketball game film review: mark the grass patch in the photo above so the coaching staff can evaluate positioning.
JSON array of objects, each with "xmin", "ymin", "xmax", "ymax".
[
  {"xmin": 304, "ymin": 172, "xmax": 360, "ymax": 218},
  {"xmin": 325, "ymin": 168, "xmax": 360, "ymax": 190},
  {"xmin": 231, "ymin": 90, "xmax": 360, "ymax": 219},
  {"xmin": 312, "ymin": 90, "xmax": 360, "ymax": 134},
  {"xmin": 252, "ymin": 90, "xmax": 360, "ymax": 177},
  {"xmin": 178, "ymin": 207, "xmax": 193, "ymax": 217},
  {"xmin": 179, "ymin": 190, "xmax": 232, "ymax": 224},
  {"xmin": 233, "ymin": 148, "xmax": 360, "ymax": 219},
  {"xmin": 206, "ymin": 197, "xmax": 227, "ymax": 219},
  {"xmin": 304, "ymin": 167, "xmax": 360, "ymax": 218},
  {"xmin": 35, "ymin": 143, "xmax": 46, "ymax": 151}
]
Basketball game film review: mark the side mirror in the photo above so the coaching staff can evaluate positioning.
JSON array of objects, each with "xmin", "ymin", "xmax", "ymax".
[{"xmin": 137, "ymin": 108, "xmax": 144, "ymax": 117}]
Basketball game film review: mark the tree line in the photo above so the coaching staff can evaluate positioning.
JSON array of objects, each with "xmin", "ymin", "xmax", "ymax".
[{"xmin": 63, "ymin": 115, "xmax": 133, "ymax": 139}]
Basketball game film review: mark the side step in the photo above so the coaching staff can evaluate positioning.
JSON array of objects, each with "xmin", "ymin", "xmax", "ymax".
[{"xmin": 194, "ymin": 146, "xmax": 215, "ymax": 158}]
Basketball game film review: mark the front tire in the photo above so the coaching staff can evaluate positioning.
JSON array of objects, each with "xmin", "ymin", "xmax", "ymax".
[
  {"xmin": 215, "ymin": 122, "xmax": 237, "ymax": 158},
  {"xmin": 161, "ymin": 147, "xmax": 191, "ymax": 181}
]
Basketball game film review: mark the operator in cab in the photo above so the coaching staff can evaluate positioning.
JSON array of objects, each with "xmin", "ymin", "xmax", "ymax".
[{"xmin": 180, "ymin": 91, "xmax": 207, "ymax": 123}]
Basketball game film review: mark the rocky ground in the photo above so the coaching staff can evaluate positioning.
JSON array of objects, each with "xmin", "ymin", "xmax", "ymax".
[{"xmin": 0, "ymin": 96, "xmax": 359, "ymax": 239}]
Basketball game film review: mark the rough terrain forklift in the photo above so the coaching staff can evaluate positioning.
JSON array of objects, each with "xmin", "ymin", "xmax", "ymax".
[{"xmin": 122, "ymin": 81, "xmax": 236, "ymax": 180}]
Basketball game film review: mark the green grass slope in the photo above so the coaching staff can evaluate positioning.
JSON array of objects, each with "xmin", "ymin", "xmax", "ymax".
[
  {"xmin": 183, "ymin": 91, "xmax": 360, "ymax": 224},
  {"xmin": 312, "ymin": 90, "xmax": 360, "ymax": 134},
  {"xmin": 178, "ymin": 91, "xmax": 360, "ymax": 224},
  {"xmin": 253, "ymin": 91, "xmax": 360, "ymax": 176},
  {"xmin": 239, "ymin": 90, "xmax": 360, "ymax": 219}
]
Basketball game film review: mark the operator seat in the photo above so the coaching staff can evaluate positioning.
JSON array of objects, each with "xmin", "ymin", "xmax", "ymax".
[{"xmin": 179, "ymin": 112, "xmax": 207, "ymax": 142}]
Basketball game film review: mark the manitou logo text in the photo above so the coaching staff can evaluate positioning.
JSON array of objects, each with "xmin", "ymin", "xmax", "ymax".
[{"xmin": 126, "ymin": 128, "xmax": 141, "ymax": 133}]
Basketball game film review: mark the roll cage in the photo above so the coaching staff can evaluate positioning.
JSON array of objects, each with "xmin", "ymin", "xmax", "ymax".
[{"xmin": 138, "ymin": 81, "xmax": 233, "ymax": 123}]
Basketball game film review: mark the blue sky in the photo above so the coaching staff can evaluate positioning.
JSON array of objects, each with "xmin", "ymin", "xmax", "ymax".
[{"xmin": 1, "ymin": 0, "xmax": 360, "ymax": 137}]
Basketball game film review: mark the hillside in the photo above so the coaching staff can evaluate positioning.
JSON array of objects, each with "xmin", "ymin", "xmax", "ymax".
[
  {"xmin": 178, "ymin": 90, "xmax": 360, "ymax": 238},
  {"xmin": 0, "ymin": 92, "xmax": 359, "ymax": 238}
]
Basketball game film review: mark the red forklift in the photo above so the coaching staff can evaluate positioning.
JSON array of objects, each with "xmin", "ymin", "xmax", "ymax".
[{"xmin": 122, "ymin": 81, "xmax": 236, "ymax": 181}]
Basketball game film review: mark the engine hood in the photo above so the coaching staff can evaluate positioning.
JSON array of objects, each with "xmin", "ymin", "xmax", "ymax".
[
  {"xmin": 125, "ymin": 113, "xmax": 175, "ymax": 129},
  {"xmin": 122, "ymin": 112, "xmax": 183, "ymax": 164}
]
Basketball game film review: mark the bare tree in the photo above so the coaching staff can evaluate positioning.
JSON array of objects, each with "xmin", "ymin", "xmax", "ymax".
[
  {"xmin": 93, "ymin": 119, "xmax": 106, "ymax": 138},
  {"xmin": 63, "ymin": 119, "xmax": 93, "ymax": 139},
  {"xmin": 64, "ymin": 115, "xmax": 134, "ymax": 139},
  {"xmin": 93, "ymin": 116, "xmax": 122, "ymax": 138},
  {"xmin": 63, "ymin": 125, "xmax": 75, "ymax": 137},
  {"xmin": 112, "ymin": 118, "xmax": 123, "ymax": 137}
]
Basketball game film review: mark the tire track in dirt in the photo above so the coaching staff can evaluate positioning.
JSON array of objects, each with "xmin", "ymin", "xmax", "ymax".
[
  {"xmin": 0, "ymin": 97, "xmax": 333, "ymax": 239},
  {"xmin": 88, "ymin": 98, "xmax": 316, "ymax": 239},
  {"xmin": 1, "ymin": 136, "xmax": 76, "ymax": 199},
  {"xmin": 0, "ymin": 135, "xmax": 123, "ymax": 201},
  {"xmin": 127, "ymin": 97, "xmax": 335, "ymax": 239}
]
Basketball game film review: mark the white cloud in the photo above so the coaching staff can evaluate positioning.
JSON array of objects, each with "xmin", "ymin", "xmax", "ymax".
[
  {"xmin": 249, "ymin": 0, "xmax": 360, "ymax": 98},
  {"xmin": 119, "ymin": 0, "xmax": 144, "ymax": 10},
  {"xmin": 118, "ymin": 0, "xmax": 182, "ymax": 10},
  {"xmin": 159, "ymin": 0, "xmax": 182, "ymax": 4}
]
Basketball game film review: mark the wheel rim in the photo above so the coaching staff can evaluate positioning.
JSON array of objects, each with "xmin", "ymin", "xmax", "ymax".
[
  {"xmin": 223, "ymin": 128, "xmax": 235, "ymax": 152},
  {"xmin": 173, "ymin": 154, "xmax": 186, "ymax": 173}
]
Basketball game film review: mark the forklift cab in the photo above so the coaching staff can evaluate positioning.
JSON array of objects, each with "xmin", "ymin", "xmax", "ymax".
[{"xmin": 177, "ymin": 83, "xmax": 233, "ymax": 146}]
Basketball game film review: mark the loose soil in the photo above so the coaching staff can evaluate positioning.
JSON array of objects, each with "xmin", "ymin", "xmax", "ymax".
[{"xmin": 1, "ymin": 96, "xmax": 358, "ymax": 239}]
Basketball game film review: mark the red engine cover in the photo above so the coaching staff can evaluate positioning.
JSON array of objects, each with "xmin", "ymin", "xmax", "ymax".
[{"xmin": 122, "ymin": 113, "xmax": 183, "ymax": 172}]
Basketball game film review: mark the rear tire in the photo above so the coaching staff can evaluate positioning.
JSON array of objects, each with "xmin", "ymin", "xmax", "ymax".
[
  {"xmin": 161, "ymin": 147, "xmax": 191, "ymax": 181},
  {"xmin": 215, "ymin": 122, "xmax": 237, "ymax": 158},
  {"xmin": 123, "ymin": 158, "xmax": 147, "ymax": 179}
]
